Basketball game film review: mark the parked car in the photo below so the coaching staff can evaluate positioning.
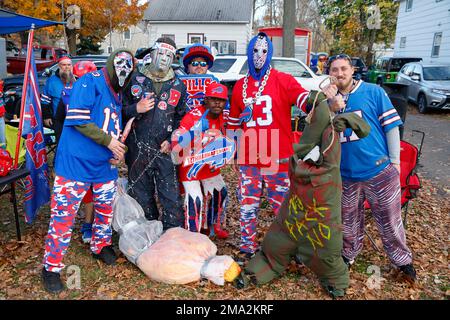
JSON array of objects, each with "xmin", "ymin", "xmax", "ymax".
[
  {"xmin": 396, "ymin": 62, "xmax": 450, "ymax": 113},
  {"xmin": 208, "ymin": 55, "xmax": 328, "ymax": 92},
  {"xmin": 7, "ymin": 44, "xmax": 68, "ymax": 75},
  {"xmin": 366, "ymin": 56, "xmax": 423, "ymax": 85},
  {"xmin": 351, "ymin": 57, "xmax": 368, "ymax": 80},
  {"xmin": 0, "ymin": 55, "xmax": 107, "ymax": 119}
]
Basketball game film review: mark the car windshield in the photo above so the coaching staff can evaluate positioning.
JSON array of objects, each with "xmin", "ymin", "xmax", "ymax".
[
  {"xmin": 271, "ymin": 60, "xmax": 311, "ymax": 78},
  {"xmin": 209, "ymin": 59, "xmax": 237, "ymax": 73},
  {"xmin": 390, "ymin": 58, "xmax": 422, "ymax": 72},
  {"xmin": 423, "ymin": 66, "xmax": 450, "ymax": 81},
  {"xmin": 352, "ymin": 58, "xmax": 365, "ymax": 68}
]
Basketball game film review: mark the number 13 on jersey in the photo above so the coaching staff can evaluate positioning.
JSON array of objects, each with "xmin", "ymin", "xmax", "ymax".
[{"xmin": 246, "ymin": 95, "xmax": 273, "ymax": 127}]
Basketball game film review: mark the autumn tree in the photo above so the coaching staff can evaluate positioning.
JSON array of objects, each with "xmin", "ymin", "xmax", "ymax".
[
  {"xmin": 319, "ymin": 0, "xmax": 399, "ymax": 64},
  {"xmin": 2, "ymin": 0, "xmax": 148, "ymax": 54}
]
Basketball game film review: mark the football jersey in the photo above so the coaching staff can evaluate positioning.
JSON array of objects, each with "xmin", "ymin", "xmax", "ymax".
[
  {"xmin": 228, "ymin": 68, "xmax": 308, "ymax": 171},
  {"xmin": 339, "ymin": 81, "xmax": 402, "ymax": 181},
  {"xmin": 55, "ymin": 68, "xmax": 122, "ymax": 183},
  {"xmin": 177, "ymin": 106, "xmax": 226, "ymax": 181}
]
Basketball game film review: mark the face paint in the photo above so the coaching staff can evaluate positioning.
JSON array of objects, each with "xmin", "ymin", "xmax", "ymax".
[
  {"xmin": 114, "ymin": 52, "xmax": 133, "ymax": 87},
  {"xmin": 150, "ymin": 43, "xmax": 175, "ymax": 74},
  {"xmin": 253, "ymin": 36, "xmax": 268, "ymax": 70}
]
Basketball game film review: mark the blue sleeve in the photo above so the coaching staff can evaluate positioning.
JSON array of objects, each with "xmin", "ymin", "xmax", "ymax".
[
  {"xmin": 377, "ymin": 86, "xmax": 402, "ymax": 133},
  {"xmin": 40, "ymin": 78, "xmax": 52, "ymax": 108},
  {"xmin": 64, "ymin": 75, "xmax": 96, "ymax": 127}
]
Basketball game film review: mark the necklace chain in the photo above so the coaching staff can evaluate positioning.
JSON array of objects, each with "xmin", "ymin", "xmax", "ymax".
[{"xmin": 242, "ymin": 67, "xmax": 271, "ymax": 105}]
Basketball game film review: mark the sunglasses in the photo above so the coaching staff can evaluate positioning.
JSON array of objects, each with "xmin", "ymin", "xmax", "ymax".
[
  {"xmin": 328, "ymin": 54, "xmax": 352, "ymax": 65},
  {"xmin": 191, "ymin": 61, "xmax": 208, "ymax": 67}
]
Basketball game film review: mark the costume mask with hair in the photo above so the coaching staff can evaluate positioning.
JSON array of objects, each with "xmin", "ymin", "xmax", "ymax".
[
  {"xmin": 114, "ymin": 51, "xmax": 134, "ymax": 87},
  {"xmin": 246, "ymin": 32, "xmax": 273, "ymax": 81}
]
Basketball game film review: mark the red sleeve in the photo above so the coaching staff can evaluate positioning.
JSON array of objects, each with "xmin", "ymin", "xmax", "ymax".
[
  {"xmin": 227, "ymin": 79, "xmax": 245, "ymax": 129},
  {"xmin": 280, "ymin": 71, "xmax": 309, "ymax": 113}
]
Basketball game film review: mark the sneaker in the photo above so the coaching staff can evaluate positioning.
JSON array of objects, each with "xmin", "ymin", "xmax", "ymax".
[
  {"xmin": 342, "ymin": 256, "xmax": 354, "ymax": 269},
  {"xmin": 213, "ymin": 224, "xmax": 229, "ymax": 239},
  {"xmin": 293, "ymin": 254, "xmax": 304, "ymax": 266},
  {"xmin": 399, "ymin": 264, "xmax": 417, "ymax": 283},
  {"xmin": 92, "ymin": 246, "xmax": 117, "ymax": 266},
  {"xmin": 41, "ymin": 268, "xmax": 64, "ymax": 293},
  {"xmin": 80, "ymin": 223, "xmax": 93, "ymax": 244},
  {"xmin": 233, "ymin": 271, "xmax": 257, "ymax": 289}
]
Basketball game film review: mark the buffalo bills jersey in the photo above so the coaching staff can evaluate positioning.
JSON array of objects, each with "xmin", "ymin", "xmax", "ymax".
[
  {"xmin": 228, "ymin": 69, "xmax": 308, "ymax": 171},
  {"xmin": 339, "ymin": 81, "xmax": 402, "ymax": 181},
  {"xmin": 177, "ymin": 106, "xmax": 226, "ymax": 181},
  {"xmin": 55, "ymin": 69, "xmax": 122, "ymax": 183}
]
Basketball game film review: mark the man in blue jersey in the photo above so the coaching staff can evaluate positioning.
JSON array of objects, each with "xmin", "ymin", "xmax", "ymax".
[
  {"xmin": 41, "ymin": 49, "xmax": 135, "ymax": 293},
  {"xmin": 41, "ymin": 56, "xmax": 75, "ymax": 128},
  {"xmin": 323, "ymin": 54, "xmax": 417, "ymax": 283}
]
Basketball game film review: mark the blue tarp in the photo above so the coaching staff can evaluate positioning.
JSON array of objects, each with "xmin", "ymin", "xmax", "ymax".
[{"xmin": 0, "ymin": 8, "xmax": 64, "ymax": 35}]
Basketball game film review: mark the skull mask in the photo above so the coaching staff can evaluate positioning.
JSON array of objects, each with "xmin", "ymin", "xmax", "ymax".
[
  {"xmin": 253, "ymin": 36, "xmax": 269, "ymax": 70},
  {"xmin": 150, "ymin": 42, "xmax": 175, "ymax": 74},
  {"xmin": 114, "ymin": 52, "xmax": 133, "ymax": 87}
]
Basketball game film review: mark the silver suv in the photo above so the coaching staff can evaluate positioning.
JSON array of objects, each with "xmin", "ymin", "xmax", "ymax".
[{"xmin": 396, "ymin": 62, "xmax": 450, "ymax": 113}]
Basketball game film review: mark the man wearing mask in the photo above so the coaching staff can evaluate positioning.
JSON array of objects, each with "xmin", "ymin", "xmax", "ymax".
[
  {"xmin": 123, "ymin": 37, "xmax": 186, "ymax": 230},
  {"xmin": 41, "ymin": 49, "xmax": 134, "ymax": 293},
  {"xmin": 41, "ymin": 56, "xmax": 75, "ymax": 128},
  {"xmin": 227, "ymin": 32, "xmax": 310, "ymax": 260}
]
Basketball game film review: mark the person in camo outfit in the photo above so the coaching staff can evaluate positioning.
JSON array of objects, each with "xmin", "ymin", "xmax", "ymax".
[{"xmin": 234, "ymin": 90, "xmax": 371, "ymax": 298}]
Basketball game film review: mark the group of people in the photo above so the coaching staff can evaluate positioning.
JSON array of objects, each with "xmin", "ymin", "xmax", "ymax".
[{"xmin": 38, "ymin": 32, "xmax": 416, "ymax": 298}]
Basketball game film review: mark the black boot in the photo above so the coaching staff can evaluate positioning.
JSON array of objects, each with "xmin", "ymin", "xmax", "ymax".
[
  {"xmin": 92, "ymin": 246, "xmax": 117, "ymax": 265},
  {"xmin": 42, "ymin": 268, "xmax": 64, "ymax": 293},
  {"xmin": 399, "ymin": 264, "xmax": 417, "ymax": 283}
]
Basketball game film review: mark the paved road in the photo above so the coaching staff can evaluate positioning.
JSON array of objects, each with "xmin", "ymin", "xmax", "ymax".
[{"xmin": 402, "ymin": 106, "xmax": 450, "ymax": 196}]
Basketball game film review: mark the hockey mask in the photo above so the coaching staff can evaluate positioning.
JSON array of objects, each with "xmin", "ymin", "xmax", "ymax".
[
  {"xmin": 253, "ymin": 36, "xmax": 269, "ymax": 70},
  {"xmin": 150, "ymin": 42, "xmax": 176, "ymax": 74},
  {"xmin": 114, "ymin": 51, "xmax": 133, "ymax": 87}
]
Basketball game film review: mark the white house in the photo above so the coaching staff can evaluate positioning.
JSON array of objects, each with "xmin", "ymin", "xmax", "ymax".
[
  {"xmin": 100, "ymin": 23, "xmax": 150, "ymax": 55},
  {"xmin": 393, "ymin": 0, "xmax": 450, "ymax": 64},
  {"xmin": 100, "ymin": 0, "xmax": 253, "ymax": 55}
]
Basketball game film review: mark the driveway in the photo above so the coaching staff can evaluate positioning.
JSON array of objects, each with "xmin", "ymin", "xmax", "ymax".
[{"xmin": 402, "ymin": 105, "xmax": 450, "ymax": 197}]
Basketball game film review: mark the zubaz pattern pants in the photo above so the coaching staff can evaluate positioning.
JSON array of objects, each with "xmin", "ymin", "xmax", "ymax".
[
  {"xmin": 239, "ymin": 165, "xmax": 290, "ymax": 254},
  {"xmin": 43, "ymin": 176, "xmax": 116, "ymax": 273},
  {"xmin": 341, "ymin": 164, "xmax": 413, "ymax": 266},
  {"xmin": 182, "ymin": 175, "xmax": 227, "ymax": 232}
]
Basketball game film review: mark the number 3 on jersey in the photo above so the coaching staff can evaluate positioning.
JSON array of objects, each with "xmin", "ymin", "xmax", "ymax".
[
  {"xmin": 102, "ymin": 107, "xmax": 120, "ymax": 139},
  {"xmin": 339, "ymin": 110, "xmax": 363, "ymax": 143},
  {"xmin": 246, "ymin": 95, "xmax": 273, "ymax": 127}
]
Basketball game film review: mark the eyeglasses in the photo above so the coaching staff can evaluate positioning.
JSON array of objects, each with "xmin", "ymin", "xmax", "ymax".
[
  {"xmin": 328, "ymin": 54, "xmax": 352, "ymax": 65},
  {"xmin": 190, "ymin": 61, "xmax": 208, "ymax": 67}
]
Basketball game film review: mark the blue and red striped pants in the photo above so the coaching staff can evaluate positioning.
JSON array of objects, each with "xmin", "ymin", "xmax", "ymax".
[{"xmin": 43, "ymin": 176, "xmax": 116, "ymax": 273}]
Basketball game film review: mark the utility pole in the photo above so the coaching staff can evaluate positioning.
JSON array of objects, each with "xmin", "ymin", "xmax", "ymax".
[{"xmin": 282, "ymin": 0, "xmax": 295, "ymax": 57}]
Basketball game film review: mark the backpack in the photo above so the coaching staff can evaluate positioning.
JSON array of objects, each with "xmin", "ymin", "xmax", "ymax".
[{"xmin": 0, "ymin": 149, "xmax": 13, "ymax": 177}]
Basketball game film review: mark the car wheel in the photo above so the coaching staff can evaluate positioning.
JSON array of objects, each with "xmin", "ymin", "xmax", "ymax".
[
  {"xmin": 376, "ymin": 78, "xmax": 383, "ymax": 86},
  {"xmin": 418, "ymin": 94, "xmax": 428, "ymax": 114}
]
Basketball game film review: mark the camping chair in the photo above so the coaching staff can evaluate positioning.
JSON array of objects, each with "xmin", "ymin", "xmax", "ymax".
[
  {"xmin": 2, "ymin": 123, "xmax": 27, "ymax": 192},
  {"xmin": 364, "ymin": 130, "xmax": 425, "ymax": 252}
]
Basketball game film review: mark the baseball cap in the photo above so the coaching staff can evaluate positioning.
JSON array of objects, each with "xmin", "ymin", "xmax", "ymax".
[
  {"xmin": 182, "ymin": 44, "xmax": 214, "ymax": 72},
  {"xmin": 205, "ymin": 82, "xmax": 228, "ymax": 100}
]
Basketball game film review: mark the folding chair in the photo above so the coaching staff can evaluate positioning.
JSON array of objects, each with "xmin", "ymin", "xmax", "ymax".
[{"xmin": 3, "ymin": 123, "xmax": 27, "ymax": 191}]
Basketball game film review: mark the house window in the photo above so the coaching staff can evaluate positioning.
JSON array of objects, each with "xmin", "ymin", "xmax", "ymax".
[
  {"xmin": 431, "ymin": 32, "xmax": 442, "ymax": 57},
  {"xmin": 400, "ymin": 37, "xmax": 406, "ymax": 48},
  {"xmin": 188, "ymin": 33, "xmax": 204, "ymax": 44},
  {"xmin": 405, "ymin": 0, "xmax": 413, "ymax": 12},
  {"xmin": 161, "ymin": 34, "xmax": 175, "ymax": 42},
  {"xmin": 210, "ymin": 40, "xmax": 236, "ymax": 55},
  {"xmin": 107, "ymin": 46, "xmax": 113, "ymax": 54},
  {"xmin": 124, "ymin": 29, "xmax": 131, "ymax": 40}
]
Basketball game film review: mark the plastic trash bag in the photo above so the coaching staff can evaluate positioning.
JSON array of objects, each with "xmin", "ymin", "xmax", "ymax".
[{"xmin": 200, "ymin": 255, "xmax": 236, "ymax": 286}]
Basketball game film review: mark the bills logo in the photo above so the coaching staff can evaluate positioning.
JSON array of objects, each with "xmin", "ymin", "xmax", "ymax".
[
  {"xmin": 131, "ymin": 85, "xmax": 142, "ymax": 97},
  {"xmin": 184, "ymin": 136, "xmax": 236, "ymax": 179},
  {"xmin": 136, "ymin": 76, "xmax": 146, "ymax": 84},
  {"xmin": 212, "ymin": 86, "xmax": 224, "ymax": 94},
  {"xmin": 179, "ymin": 74, "xmax": 220, "ymax": 111}
]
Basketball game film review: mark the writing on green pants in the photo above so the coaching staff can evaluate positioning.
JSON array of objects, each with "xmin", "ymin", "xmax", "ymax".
[{"xmin": 284, "ymin": 195, "xmax": 331, "ymax": 250}]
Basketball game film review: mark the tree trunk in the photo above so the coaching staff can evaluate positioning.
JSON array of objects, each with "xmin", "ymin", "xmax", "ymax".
[
  {"xmin": 282, "ymin": 0, "xmax": 296, "ymax": 57},
  {"xmin": 66, "ymin": 28, "xmax": 77, "ymax": 55},
  {"xmin": 366, "ymin": 29, "xmax": 377, "ymax": 65}
]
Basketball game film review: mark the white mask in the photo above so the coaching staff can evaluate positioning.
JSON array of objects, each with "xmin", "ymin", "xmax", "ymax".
[
  {"xmin": 150, "ymin": 43, "xmax": 175, "ymax": 74},
  {"xmin": 253, "ymin": 36, "xmax": 268, "ymax": 70},
  {"xmin": 114, "ymin": 52, "xmax": 133, "ymax": 87}
]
